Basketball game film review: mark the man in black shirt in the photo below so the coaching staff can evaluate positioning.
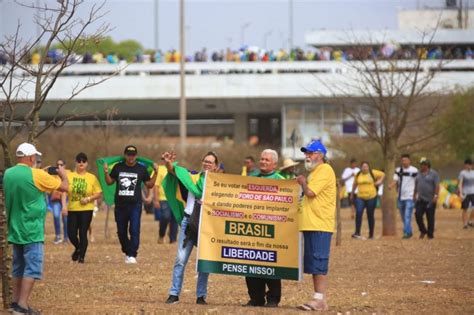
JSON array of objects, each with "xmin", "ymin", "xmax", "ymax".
[{"xmin": 104, "ymin": 145, "xmax": 158, "ymax": 263}]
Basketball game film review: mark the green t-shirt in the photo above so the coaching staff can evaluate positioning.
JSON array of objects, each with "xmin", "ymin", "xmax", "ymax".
[
  {"xmin": 252, "ymin": 170, "xmax": 285, "ymax": 180},
  {"xmin": 4, "ymin": 164, "xmax": 60, "ymax": 244}
]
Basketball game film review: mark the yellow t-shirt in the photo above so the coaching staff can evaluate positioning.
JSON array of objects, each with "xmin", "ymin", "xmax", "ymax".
[
  {"xmin": 155, "ymin": 165, "xmax": 168, "ymax": 201},
  {"xmin": 299, "ymin": 163, "xmax": 336, "ymax": 232},
  {"xmin": 67, "ymin": 171, "xmax": 102, "ymax": 211},
  {"xmin": 355, "ymin": 169, "xmax": 384, "ymax": 200}
]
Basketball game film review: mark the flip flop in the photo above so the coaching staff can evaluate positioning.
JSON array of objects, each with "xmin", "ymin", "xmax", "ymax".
[{"xmin": 297, "ymin": 303, "xmax": 316, "ymax": 311}]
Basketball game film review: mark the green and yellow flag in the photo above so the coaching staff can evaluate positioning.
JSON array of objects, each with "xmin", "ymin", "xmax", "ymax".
[
  {"xmin": 162, "ymin": 163, "xmax": 204, "ymax": 224},
  {"xmin": 96, "ymin": 156, "xmax": 155, "ymax": 206}
]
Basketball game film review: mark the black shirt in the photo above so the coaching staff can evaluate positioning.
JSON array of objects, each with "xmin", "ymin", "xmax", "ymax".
[{"xmin": 110, "ymin": 162, "xmax": 150, "ymax": 208}]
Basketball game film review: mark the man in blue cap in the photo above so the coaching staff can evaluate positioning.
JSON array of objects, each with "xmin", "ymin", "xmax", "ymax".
[{"xmin": 296, "ymin": 140, "xmax": 336, "ymax": 311}]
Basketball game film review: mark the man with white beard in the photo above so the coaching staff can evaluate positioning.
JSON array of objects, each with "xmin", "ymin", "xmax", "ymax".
[{"xmin": 296, "ymin": 140, "xmax": 336, "ymax": 311}]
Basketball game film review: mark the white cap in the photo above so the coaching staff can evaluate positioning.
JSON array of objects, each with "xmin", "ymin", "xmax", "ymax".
[{"xmin": 16, "ymin": 143, "xmax": 42, "ymax": 157}]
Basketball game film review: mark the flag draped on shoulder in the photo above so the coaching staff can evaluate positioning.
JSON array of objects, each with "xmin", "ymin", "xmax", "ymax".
[
  {"xmin": 96, "ymin": 156, "xmax": 155, "ymax": 206},
  {"xmin": 162, "ymin": 162, "xmax": 204, "ymax": 224}
]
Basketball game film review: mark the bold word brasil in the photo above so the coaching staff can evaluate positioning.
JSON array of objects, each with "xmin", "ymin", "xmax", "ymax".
[{"xmin": 225, "ymin": 221, "xmax": 275, "ymax": 238}]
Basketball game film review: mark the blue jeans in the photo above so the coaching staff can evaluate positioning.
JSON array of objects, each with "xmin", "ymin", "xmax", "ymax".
[
  {"xmin": 169, "ymin": 216, "xmax": 209, "ymax": 298},
  {"xmin": 12, "ymin": 243, "xmax": 44, "ymax": 280},
  {"xmin": 398, "ymin": 199, "xmax": 414, "ymax": 236},
  {"xmin": 114, "ymin": 203, "xmax": 142, "ymax": 258},
  {"xmin": 354, "ymin": 197, "xmax": 377, "ymax": 238},
  {"xmin": 51, "ymin": 200, "xmax": 68, "ymax": 240},
  {"xmin": 159, "ymin": 201, "xmax": 178, "ymax": 242}
]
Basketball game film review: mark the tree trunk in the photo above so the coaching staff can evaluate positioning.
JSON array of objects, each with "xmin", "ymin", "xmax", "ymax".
[
  {"xmin": 381, "ymin": 144, "xmax": 398, "ymax": 236},
  {"xmin": 1, "ymin": 144, "xmax": 13, "ymax": 169},
  {"xmin": 0, "ymin": 189, "xmax": 12, "ymax": 309}
]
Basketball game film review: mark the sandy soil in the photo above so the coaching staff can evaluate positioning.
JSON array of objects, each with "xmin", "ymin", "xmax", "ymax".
[{"xmin": 6, "ymin": 206, "xmax": 474, "ymax": 314}]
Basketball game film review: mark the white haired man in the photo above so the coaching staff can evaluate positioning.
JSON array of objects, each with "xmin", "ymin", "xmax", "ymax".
[
  {"xmin": 296, "ymin": 140, "xmax": 336, "ymax": 311},
  {"xmin": 245, "ymin": 149, "xmax": 284, "ymax": 308}
]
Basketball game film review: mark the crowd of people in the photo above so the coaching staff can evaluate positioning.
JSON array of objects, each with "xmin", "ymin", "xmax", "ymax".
[
  {"xmin": 340, "ymin": 155, "xmax": 474, "ymax": 241},
  {"xmin": 2, "ymin": 44, "xmax": 473, "ymax": 66},
  {"xmin": 2, "ymin": 140, "xmax": 473, "ymax": 313}
]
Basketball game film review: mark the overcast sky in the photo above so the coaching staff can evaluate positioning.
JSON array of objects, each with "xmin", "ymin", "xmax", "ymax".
[{"xmin": 0, "ymin": 0, "xmax": 453, "ymax": 53}]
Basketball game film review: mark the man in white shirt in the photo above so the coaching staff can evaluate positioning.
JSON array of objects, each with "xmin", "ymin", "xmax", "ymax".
[
  {"xmin": 392, "ymin": 154, "xmax": 418, "ymax": 239},
  {"xmin": 341, "ymin": 158, "xmax": 359, "ymax": 219}
]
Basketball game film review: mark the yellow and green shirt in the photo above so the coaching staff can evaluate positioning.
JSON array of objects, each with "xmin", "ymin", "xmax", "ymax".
[
  {"xmin": 4, "ymin": 163, "xmax": 61, "ymax": 244},
  {"xmin": 67, "ymin": 171, "xmax": 102, "ymax": 211},
  {"xmin": 299, "ymin": 163, "xmax": 336, "ymax": 233}
]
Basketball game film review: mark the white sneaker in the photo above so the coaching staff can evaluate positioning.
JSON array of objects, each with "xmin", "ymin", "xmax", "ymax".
[
  {"xmin": 124, "ymin": 255, "xmax": 130, "ymax": 263},
  {"xmin": 127, "ymin": 256, "xmax": 137, "ymax": 264}
]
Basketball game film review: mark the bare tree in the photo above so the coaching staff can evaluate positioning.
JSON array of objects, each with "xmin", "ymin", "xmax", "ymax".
[
  {"xmin": 0, "ymin": 0, "xmax": 115, "ymax": 308},
  {"xmin": 322, "ymin": 30, "xmax": 444, "ymax": 236}
]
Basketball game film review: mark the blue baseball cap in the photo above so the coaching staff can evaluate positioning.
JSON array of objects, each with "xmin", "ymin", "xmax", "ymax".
[{"xmin": 301, "ymin": 140, "xmax": 327, "ymax": 155}]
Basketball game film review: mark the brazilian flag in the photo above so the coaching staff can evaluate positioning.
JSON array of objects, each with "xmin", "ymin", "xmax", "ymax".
[
  {"xmin": 96, "ymin": 156, "xmax": 155, "ymax": 206},
  {"xmin": 163, "ymin": 162, "xmax": 204, "ymax": 224}
]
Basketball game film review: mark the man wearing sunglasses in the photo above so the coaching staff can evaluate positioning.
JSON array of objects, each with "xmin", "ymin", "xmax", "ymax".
[{"xmin": 104, "ymin": 145, "xmax": 158, "ymax": 264}]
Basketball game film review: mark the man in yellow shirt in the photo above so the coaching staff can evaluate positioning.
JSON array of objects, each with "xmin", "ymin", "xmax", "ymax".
[
  {"xmin": 296, "ymin": 140, "xmax": 336, "ymax": 311},
  {"xmin": 154, "ymin": 165, "xmax": 178, "ymax": 244}
]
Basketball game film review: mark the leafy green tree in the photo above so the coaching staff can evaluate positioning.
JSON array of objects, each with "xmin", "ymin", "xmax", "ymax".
[{"xmin": 438, "ymin": 89, "xmax": 474, "ymax": 159}]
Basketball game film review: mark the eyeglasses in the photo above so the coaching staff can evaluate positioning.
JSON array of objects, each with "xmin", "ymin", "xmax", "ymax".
[
  {"xmin": 202, "ymin": 159, "xmax": 216, "ymax": 165},
  {"xmin": 76, "ymin": 159, "xmax": 87, "ymax": 164}
]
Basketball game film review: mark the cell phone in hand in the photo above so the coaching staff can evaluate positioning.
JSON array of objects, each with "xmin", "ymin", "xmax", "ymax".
[{"xmin": 47, "ymin": 166, "xmax": 58, "ymax": 175}]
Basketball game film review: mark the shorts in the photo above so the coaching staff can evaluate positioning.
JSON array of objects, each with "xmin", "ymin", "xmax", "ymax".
[
  {"xmin": 462, "ymin": 194, "xmax": 474, "ymax": 210},
  {"xmin": 12, "ymin": 242, "xmax": 44, "ymax": 280},
  {"xmin": 303, "ymin": 231, "xmax": 332, "ymax": 275}
]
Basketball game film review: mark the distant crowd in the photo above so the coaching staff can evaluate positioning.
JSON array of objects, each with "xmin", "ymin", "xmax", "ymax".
[{"xmin": 1, "ymin": 45, "xmax": 473, "ymax": 66}]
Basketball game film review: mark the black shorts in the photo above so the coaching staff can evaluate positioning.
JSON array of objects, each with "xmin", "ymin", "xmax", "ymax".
[{"xmin": 462, "ymin": 194, "xmax": 474, "ymax": 209}]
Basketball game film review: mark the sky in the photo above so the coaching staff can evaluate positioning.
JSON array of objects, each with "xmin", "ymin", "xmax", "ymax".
[{"xmin": 0, "ymin": 0, "xmax": 453, "ymax": 53}]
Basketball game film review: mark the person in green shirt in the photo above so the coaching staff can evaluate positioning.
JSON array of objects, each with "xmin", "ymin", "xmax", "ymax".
[
  {"xmin": 245, "ymin": 149, "xmax": 284, "ymax": 308},
  {"xmin": 278, "ymin": 158, "xmax": 300, "ymax": 180},
  {"xmin": 4, "ymin": 143, "xmax": 68, "ymax": 314}
]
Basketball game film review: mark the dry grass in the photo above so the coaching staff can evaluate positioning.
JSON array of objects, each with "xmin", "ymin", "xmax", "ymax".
[{"xmin": 8, "ymin": 206, "xmax": 472, "ymax": 314}]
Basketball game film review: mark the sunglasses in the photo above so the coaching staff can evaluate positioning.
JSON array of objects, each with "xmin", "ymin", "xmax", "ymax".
[
  {"xmin": 125, "ymin": 153, "xmax": 137, "ymax": 156},
  {"xmin": 76, "ymin": 159, "xmax": 87, "ymax": 164}
]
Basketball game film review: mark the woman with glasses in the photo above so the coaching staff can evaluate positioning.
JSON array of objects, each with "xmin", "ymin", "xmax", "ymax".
[
  {"xmin": 49, "ymin": 159, "xmax": 68, "ymax": 244},
  {"xmin": 64, "ymin": 152, "xmax": 102, "ymax": 263}
]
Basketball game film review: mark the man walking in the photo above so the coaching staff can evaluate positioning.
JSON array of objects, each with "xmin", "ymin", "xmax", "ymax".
[
  {"xmin": 341, "ymin": 158, "xmax": 359, "ymax": 219},
  {"xmin": 459, "ymin": 158, "xmax": 474, "ymax": 229},
  {"xmin": 414, "ymin": 158, "xmax": 440, "ymax": 239},
  {"xmin": 296, "ymin": 140, "xmax": 336, "ymax": 311},
  {"xmin": 393, "ymin": 154, "xmax": 418, "ymax": 239},
  {"xmin": 245, "ymin": 149, "xmax": 284, "ymax": 307},
  {"xmin": 4, "ymin": 143, "xmax": 68, "ymax": 314},
  {"xmin": 104, "ymin": 145, "xmax": 158, "ymax": 263}
]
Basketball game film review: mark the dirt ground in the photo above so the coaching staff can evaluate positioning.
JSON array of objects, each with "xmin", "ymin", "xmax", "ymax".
[{"xmin": 6, "ymin": 206, "xmax": 474, "ymax": 314}]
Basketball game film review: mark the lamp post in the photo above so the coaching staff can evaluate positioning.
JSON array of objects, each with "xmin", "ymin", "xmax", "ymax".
[
  {"xmin": 179, "ymin": 0, "xmax": 186, "ymax": 152},
  {"xmin": 240, "ymin": 22, "xmax": 251, "ymax": 45},
  {"xmin": 288, "ymin": 0, "xmax": 294, "ymax": 51},
  {"xmin": 263, "ymin": 30, "xmax": 272, "ymax": 50},
  {"xmin": 154, "ymin": 0, "xmax": 159, "ymax": 50}
]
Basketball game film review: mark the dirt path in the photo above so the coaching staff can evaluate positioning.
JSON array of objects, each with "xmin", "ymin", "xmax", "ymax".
[{"xmin": 11, "ymin": 207, "xmax": 474, "ymax": 314}]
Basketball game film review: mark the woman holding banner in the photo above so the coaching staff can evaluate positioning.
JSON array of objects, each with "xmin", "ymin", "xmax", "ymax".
[{"xmin": 163, "ymin": 151, "xmax": 219, "ymax": 306}]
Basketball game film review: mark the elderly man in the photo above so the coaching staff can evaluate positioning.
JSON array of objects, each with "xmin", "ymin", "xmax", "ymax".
[
  {"xmin": 245, "ymin": 149, "xmax": 284, "ymax": 308},
  {"xmin": 296, "ymin": 140, "xmax": 336, "ymax": 311},
  {"xmin": 4, "ymin": 143, "xmax": 68, "ymax": 314}
]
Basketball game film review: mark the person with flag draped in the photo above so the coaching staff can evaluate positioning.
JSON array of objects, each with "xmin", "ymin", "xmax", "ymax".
[
  {"xmin": 103, "ymin": 145, "xmax": 158, "ymax": 264},
  {"xmin": 163, "ymin": 150, "xmax": 220, "ymax": 306}
]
